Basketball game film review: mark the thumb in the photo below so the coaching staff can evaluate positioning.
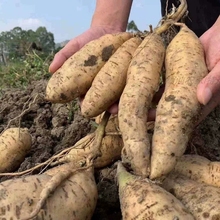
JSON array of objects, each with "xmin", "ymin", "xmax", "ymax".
[
  {"xmin": 49, "ymin": 38, "xmax": 81, "ymax": 73},
  {"xmin": 197, "ymin": 61, "xmax": 220, "ymax": 105},
  {"xmin": 197, "ymin": 61, "xmax": 220, "ymax": 123}
]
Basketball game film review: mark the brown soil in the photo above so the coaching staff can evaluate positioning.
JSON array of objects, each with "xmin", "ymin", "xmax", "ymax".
[{"xmin": 0, "ymin": 79, "xmax": 220, "ymax": 219}]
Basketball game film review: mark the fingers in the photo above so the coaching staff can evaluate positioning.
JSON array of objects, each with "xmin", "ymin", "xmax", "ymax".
[
  {"xmin": 80, "ymin": 98, "xmax": 156, "ymax": 121},
  {"xmin": 107, "ymin": 103, "xmax": 156, "ymax": 121},
  {"xmin": 49, "ymin": 38, "xmax": 81, "ymax": 73},
  {"xmin": 200, "ymin": 29, "xmax": 220, "ymax": 72},
  {"xmin": 197, "ymin": 61, "xmax": 220, "ymax": 105},
  {"xmin": 107, "ymin": 84, "xmax": 165, "ymax": 116},
  {"xmin": 197, "ymin": 61, "xmax": 220, "ymax": 124},
  {"xmin": 107, "ymin": 103, "xmax": 119, "ymax": 115},
  {"xmin": 79, "ymin": 96, "xmax": 84, "ymax": 106},
  {"xmin": 197, "ymin": 92, "xmax": 220, "ymax": 125}
]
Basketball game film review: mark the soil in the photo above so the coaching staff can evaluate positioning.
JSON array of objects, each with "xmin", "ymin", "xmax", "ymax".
[{"xmin": 0, "ymin": 79, "xmax": 220, "ymax": 220}]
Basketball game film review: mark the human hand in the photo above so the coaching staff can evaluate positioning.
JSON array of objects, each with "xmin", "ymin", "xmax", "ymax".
[{"xmin": 197, "ymin": 16, "xmax": 220, "ymax": 123}]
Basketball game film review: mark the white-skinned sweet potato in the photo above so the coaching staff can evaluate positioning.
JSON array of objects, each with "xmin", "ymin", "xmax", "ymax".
[
  {"xmin": 174, "ymin": 154, "xmax": 220, "ymax": 187},
  {"xmin": 163, "ymin": 172, "xmax": 220, "ymax": 220},
  {"xmin": 0, "ymin": 127, "xmax": 32, "ymax": 173},
  {"xmin": 81, "ymin": 36, "xmax": 142, "ymax": 118},
  {"xmin": 0, "ymin": 165, "xmax": 97, "ymax": 220},
  {"xmin": 117, "ymin": 162, "xmax": 195, "ymax": 219},
  {"xmin": 150, "ymin": 23, "xmax": 209, "ymax": 180},
  {"xmin": 118, "ymin": 32, "xmax": 165, "ymax": 177}
]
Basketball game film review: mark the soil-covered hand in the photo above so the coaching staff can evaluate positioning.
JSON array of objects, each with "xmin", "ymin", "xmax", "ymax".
[{"xmin": 197, "ymin": 16, "xmax": 220, "ymax": 123}]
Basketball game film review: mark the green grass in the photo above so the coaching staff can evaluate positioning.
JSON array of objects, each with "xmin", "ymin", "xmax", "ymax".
[{"xmin": 0, "ymin": 51, "xmax": 53, "ymax": 90}]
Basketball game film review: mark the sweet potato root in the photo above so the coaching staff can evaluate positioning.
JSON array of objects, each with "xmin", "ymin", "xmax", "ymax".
[
  {"xmin": 117, "ymin": 162, "xmax": 195, "ymax": 219},
  {"xmin": 0, "ymin": 166, "xmax": 97, "ymax": 220},
  {"xmin": 95, "ymin": 114, "xmax": 119, "ymax": 133},
  {"xmin": 81, "ymin": 36, "xmax": 142, "ymax": 118},
  {"xmin": 45, "ymin": 32, "xmax": 133, "ymax": 103},
  {"xmin": 174, "ymin": 154, "xmax": 220, "ymax": 187},
  {"xmin": 118, "ymin": 32, "xmax": 165, "ymax": 177},
  {"xmin": 54, "ymin": 132, "xmax": 123, "ymax": 168},
  {"xmin": 162, "ymin": 172, "xmax": 220, "ymax": 220},
  {"xmin": 0, "ymin": 127, "xmax": 32, "ymax": 173},
  {"xmin": 150, "ymin": 23, "xmax": 209, "ymax": 180}
]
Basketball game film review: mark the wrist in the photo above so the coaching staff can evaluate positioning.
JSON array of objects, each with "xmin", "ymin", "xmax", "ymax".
[
  {"xmin": 91, "ymin": 13, "xmax": 127, "ymax": 32},
  {"xmin": 90, "ymin": 0, "xmax": 132, "ymax": 32}
]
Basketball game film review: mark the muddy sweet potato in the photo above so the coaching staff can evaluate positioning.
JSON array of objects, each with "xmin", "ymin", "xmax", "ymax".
[
  {"xmin": 45, "ymin": 32, "xmax": 133, "ymax": 103},
  {"xmin": 0, "ymin": 166, "xmax": 97, "ymax": 220},
  {"xmin": 174, "ymin": 154, "xmax": 220, "ymax": 187},
  {"xmin": 118, "ymin": 32, "xmax": 165, "ymax": 177},
  {"xmin": 150, "ymin": 23, "xmax": 209, "ymax": 180},
  {"xmin": 117, "ymin": 162, "xmax": 195, "ymax": 219},
  {"xmin": 81, "ymin": 36, "xmax": 142, "ymax": 118},
  {"xmin": 163, "ymin": 172, "xmax": 220, "ymax": 220},
  {"xmin": 54, "ymin": 132, "xmax": 123, "ymax": 169}
]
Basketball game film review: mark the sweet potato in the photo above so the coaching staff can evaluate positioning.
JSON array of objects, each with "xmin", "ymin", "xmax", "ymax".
[
  {"xmin": 118, "ymin": 32, "xmax": 165, "ymax": 177},
  {"xmin": 117, "ymin": 162, "xmax": 195, "ymax": 219},
  {"xmin": 0, "ymin": 166, "xmax": 97, "ymax": 220},
  {"xmin": 0, "ymin": 127, "xmax": 32, "ymax": 173},
  {"xmin": 150, "ymin": 23, "xmax": 209, "ymax": 180},
  {"xmin": 44, "ymin": 163, "xmax": 72, "ymax": 176},
  {"xmin": 162, "ymin": 172, "xmax": 220, "ymax": 220},
  {"xmin": 81, "ymin": 36, "xmax": 142, "ymax": 118},
  {"xmin": 54, "ymin": 132, "xmax": 123, "ymax": 169},
  {"xmin": 174, "ymin": 154, "xmax": 220, "ymax": 187},
  {"xmin": 50, "ymin": 114, "xmax": 122, "ymax": 169},
  {"xmin": 45, "ymin": 32, "xmax": 133, "ymax": 103}
]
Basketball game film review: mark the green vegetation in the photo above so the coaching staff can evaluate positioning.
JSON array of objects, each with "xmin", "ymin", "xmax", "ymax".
[
  {"xmin": 127, "ymin": 20, "xmax": 140, "ymax": 33},
  {"xmin": 0, "ymin": 51, "xmax": 53, "ymax": 89},
  {"xmin": 0, "ymin": 26, "xmax": 61, "ymax": 90}
]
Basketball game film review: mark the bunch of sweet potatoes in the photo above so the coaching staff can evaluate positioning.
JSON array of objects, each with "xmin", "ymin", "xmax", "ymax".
[
  {"xmin": 46, "ymin": 19, "xmax": 208, "ymax": 180},
  {"xmin": 1, "ymin": 0, "xmax": 219, "ymax": 219}
]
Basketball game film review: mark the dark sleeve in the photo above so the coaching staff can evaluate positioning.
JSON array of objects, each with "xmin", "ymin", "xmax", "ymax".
[{"xmin": 160, "ymin": 0, "xmax": 220, "ymax": 36}]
